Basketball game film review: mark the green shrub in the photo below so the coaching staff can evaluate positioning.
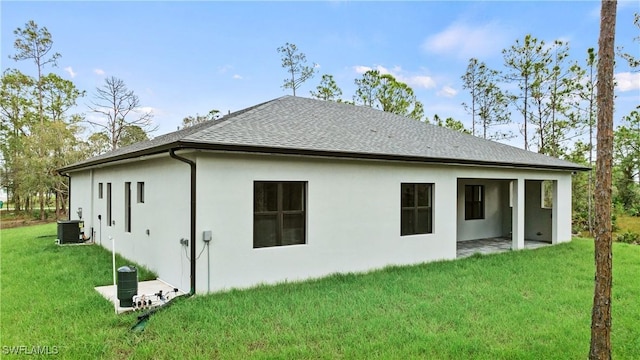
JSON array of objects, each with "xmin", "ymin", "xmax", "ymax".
[
  {"xmin": 616, "ymin": 230, "xmax": 640, "ymax": 245},
  {"xmin": 29, "ymin": 209, "xmax": 56, "ymax": 220}
]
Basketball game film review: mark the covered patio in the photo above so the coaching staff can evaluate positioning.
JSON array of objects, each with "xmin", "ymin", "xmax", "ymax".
[{"xmin": 456, "ymin": 237, "xmax": 551, "ymax": 258}]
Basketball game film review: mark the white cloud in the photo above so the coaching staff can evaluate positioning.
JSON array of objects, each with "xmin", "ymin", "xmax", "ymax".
[
  {"xmin": 64, "ymin": 66, "xmax": 76, "ymax": 78},
  {"xmin": 422, "ymin": 21, "xmax": 509, "ymax": 59},
  {"xmin": 134, "ymin": 106, "xmax": 156, "ymax": 115},
  {"xmin": 352, "ymin": 64, "xmax": 436, "ymax": 89},
  {"xmin": 232, "ymin": 74, "xmax": 243, "ymax": 79},
  {"xmin": 353, "ymin": 65, "xmax": 372, "ymax": 74},
  {"xmin": 437, "ymin": 86, "xmax": 458, "ymax": 98},
  {"xmin": 94, "ymin": 68, "xmax": 105, "ymax": 75},
  {"xmin": 404, "ymin": 75, "xmax": 436, "ymax": 89},
  {"xmin": 616, "ymin": 72, "xmax": 640, "ymax": 92}
]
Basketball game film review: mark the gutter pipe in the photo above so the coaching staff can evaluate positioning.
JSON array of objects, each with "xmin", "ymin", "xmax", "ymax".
[
  {"xmin": 169, "ymin": 149, "xmax": 197, "ymax": 296},
  {"xmin": 132, "ymin": 149, "xmax": 197, "ymax": 331}
]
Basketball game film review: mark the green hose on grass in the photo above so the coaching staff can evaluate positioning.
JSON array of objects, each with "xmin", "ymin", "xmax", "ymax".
[{"xmin": 130, "ymin": 293, "xmax": 192, "ymax": 332}]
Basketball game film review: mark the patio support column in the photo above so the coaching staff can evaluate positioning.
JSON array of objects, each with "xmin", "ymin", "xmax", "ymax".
[
  {"xmin": 511, "ymin": 178, "xmax": 525, "ymax": 250},
  {"xmin": 552, "ymin": 180, "xmax": 558, "ymax": 244},
  {"xmin": 553, "ymin": 175, "xmax": 572, "ymax": 243}
]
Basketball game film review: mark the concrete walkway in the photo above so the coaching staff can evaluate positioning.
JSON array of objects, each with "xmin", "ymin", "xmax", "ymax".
[{"xmin": 457, "ymin": 238, "xmax": 551, "ymax": 258}]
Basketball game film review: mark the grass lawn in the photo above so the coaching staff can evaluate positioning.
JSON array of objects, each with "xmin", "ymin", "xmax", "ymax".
[
  {"xmin": 617, "ymin": 215, "xmax": 640, "ymax": 234},
  {"xmin": 1, "ymin": 224, "xmax": 639, "ymax": 359}
]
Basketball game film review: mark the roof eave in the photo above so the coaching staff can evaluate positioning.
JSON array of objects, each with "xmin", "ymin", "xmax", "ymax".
[
  {"xmin": 58, "ymin": 141, "xmax": 590, "ymax": 174},
  {"xmin": 188, "ymin": 142, "xmax": 590, "ymax": 172},
  {"xmin": 58, "ymin": 142, "xmax": 179, "ymax": 173}
]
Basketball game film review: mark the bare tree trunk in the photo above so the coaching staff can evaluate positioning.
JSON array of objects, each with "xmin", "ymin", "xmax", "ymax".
[
  {"xmin": 39, "ymin": 192, "xmax": 45, "ymax": 220},
  {"xmin": 523, "ymin": 78, "xmax": 529, "ymax": 151},
  {"xmin": 60, "ymin": 191, "xmax": 69, "ymax": 217},
  {"xmin": 589, "ymin": 1, "xmax": 617, "ymax": 359}
]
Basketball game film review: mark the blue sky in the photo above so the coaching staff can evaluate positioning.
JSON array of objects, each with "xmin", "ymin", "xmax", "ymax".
[{"xmin": 1, "ymin": 1, "xmax": 639, "ymax": 148}]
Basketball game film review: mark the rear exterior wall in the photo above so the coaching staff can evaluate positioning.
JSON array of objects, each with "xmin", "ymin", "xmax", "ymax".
[{"xmin": 69, "ymin": 151, "xmax": 574, "ymax": 294}]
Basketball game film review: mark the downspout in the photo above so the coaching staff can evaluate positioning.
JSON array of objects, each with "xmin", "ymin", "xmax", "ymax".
[{"xmin": 169, "ymin": 149, "xmax": 197, "ymax": 296}]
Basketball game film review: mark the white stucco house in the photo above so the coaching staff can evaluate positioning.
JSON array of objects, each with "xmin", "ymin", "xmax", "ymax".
[{"xmin": 59, "ymin": 96, "xmax": 587, "ymax": 294}]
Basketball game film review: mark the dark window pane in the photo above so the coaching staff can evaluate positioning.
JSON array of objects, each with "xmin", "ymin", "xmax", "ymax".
[
  {"xmin": 465, "ymin": 185, "xmax": 484, "ymax": 220},
  {"xmin": 401, "ymin": 184, "xmax": 414, "ymax": 207},
  {"xmin": 282, "ymin": 213, "xmax": 305, "ymax": 245},
  {"xmin": 254, "ymin": 182, "xmax": 278, "ymax": 212},
  {"xmin": 254, "ymin": 215, "xmax": 277, "ymax": 248},
  {"xmin": 107, "ymin": 183, "xmax": 112, "ymax": 226},
  {"xmin": 254, "ymin": 181, "xmax": 307, "ymax": 248},
  {"xmin": 417, "ymin": 184, "xmax": 431, "ymax": 206},
  {"xmin": 401, "ymin": 209, "xmax": 414, "ymax": 235},
  {"xmin": 282, "ymin": 182, "xmax": 304, "ymax": 211},
  {"xmin": 417, "ymin": 208, "xmax": 432, "ymax": 234},
  {"xmin": 137, "ymin": 182, "xmax": 145, "ymax": 203},
  {"xmin": 475, "ymin": 203, "xmax": 484, "ymax": 218}
]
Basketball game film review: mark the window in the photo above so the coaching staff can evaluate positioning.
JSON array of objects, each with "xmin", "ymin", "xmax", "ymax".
[
  {"xmin": 254, "ymin": 181, "xmax": 306, "ymax": 248},
  {"xmin": 401, "ymin": 183, "xmax": 433, "ymax": 236},
  {"xmin": 125, "ymin": 182, "xmax": 131, "ymax": 232},
  {"xmin": 106, "ymin": 183, "xmax": 112, "ymax": 226},
  {"xmin": 98, "ymin": 183, "xmax": 103, "ymax": 199},
  {"xmin": 137, "ymin": 182, "xmax": 145, "ymax": 203},
  {"xmin": 465, "ymin": 185, "xmax": 484, "ymax": 220}
]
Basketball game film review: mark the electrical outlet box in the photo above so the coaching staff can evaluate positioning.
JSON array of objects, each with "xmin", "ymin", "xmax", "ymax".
[{"xmin": 203, "ymin": 230, "xmax": 212, "ymax": 243}]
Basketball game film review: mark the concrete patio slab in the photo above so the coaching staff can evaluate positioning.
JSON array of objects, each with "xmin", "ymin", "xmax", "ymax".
[
  {"xmin": 457, "ymin": 238, "xmax": 551, "ymax": 258},
  {"xmin": 95, "ymin": 279, "xmax": 186, "ymax": 314}
]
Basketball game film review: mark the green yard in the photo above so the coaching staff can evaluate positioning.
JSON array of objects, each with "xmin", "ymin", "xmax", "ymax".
[
  {"xmin": 1, "ymin": 223, "xmax": 639, "ymax": 359},
  {"xmin": 618, "ymin": 214, "xmax": 640, "ymax": 235}
]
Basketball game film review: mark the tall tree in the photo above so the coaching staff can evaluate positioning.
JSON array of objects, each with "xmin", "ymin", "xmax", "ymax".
[
  {"xmin": 40, "ymin": 74, "xmax": 85, "ymax": 216},
  {"xmin": 10, "ymin": 20, "xmax": 60, "ymax": 125},
  {"xmin": 461, "ymin": 58, "xmax": 481, "ymax": 136},
  {"xmin": 462, "ymin": 59, "xmax": 512, "ymax": 140},
  {"xmin": 354, "ymin": 70, "xmax": 424, "ymax": 120},
  {"xmin": 613, "ymin": 108, "xmax": 640, "ymax": 212},
  {"xmin": 182, "ymin": 109, "xmax": 220, "ymax": 128},
  {"xmin": 5, "ymin": 21, "xmax": 84, "ymax": 219},
  {"xmin": 0, "ymin": 69, "xmax": 35, "ymax": 212},
  {"xmin": 433, "ymin": 114, "xmax": 470, "ymax": 134},
  {"xmin": 277, "ymin": 42, "xmax": 316, "ymax": 96},
  {"xmin": 503, "ymin": 34, "xmax": 551, "ymax": 151},
  {"xmin": 533, "ymin": 40, "xmax": 586, "ymax": 158},
  {"xmin": 119, "ymin": 125, "xmax": 150, "ymax": 147},
  {"xmin": 580, "ymin": 48, "xmax": 598, "ymax": 235},
  {"xmin": 88, "ymin": 76, "xmax": 155, "ymax": 150},
  {"xmin": 84, "ymin": 132, "xmax": 111, "ymax": 157},
  {"xmin": 590, "ymin": 1, "xmax": 617, "ymax": 359},
  {"xmin": 310, "ymin": 74, "xmax": 342, "ymax": 101},
  {"xmin": 353, "ymin": 70, "xmax": 380, "ymax": 107},
  {"xmin": 377, "ymin": 73, "xmax": 424, "ymax": 120}
]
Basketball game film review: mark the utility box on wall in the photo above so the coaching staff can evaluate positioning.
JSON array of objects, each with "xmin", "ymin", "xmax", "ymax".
[{"xmin": 57, "ymin": 220, "xmax": 84, "ymax": 244}]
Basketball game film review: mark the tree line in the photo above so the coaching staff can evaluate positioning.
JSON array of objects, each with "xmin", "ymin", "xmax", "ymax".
[
  {"xmin": 1, "ymin": 18, "xmax": 638, "ymax": 228},
  {"xmin": 278, "ymin": 16, "xmax": 639, "ymax": 234},
  {"xmin": 0, "ymin": 21, "xmax": 155, "ymax": 219}
]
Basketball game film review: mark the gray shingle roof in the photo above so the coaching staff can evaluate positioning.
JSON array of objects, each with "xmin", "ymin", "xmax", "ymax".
[{"xmin": 60, "ymin": 96, "xmax": 588, "ymax": 172}]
